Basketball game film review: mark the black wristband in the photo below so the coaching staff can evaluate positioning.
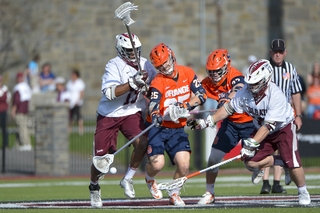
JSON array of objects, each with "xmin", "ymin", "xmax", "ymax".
[{"xmin": 295, "ymin": 115, "xmax": 303, "ymax": 118}]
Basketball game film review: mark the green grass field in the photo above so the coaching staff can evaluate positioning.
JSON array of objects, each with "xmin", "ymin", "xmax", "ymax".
[{"xmin": 0, "ymin": 171, "xmax": 319, "ymax": 213}]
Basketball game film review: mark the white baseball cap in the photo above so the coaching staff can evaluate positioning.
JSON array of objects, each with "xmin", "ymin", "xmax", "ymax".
[{"xmin": 55, "ymin": 76, "xmax": 66, "ymax": 84}]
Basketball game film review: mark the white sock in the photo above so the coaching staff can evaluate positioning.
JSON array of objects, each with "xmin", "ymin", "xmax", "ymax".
[
  {"xmin": 298, "ymin": 184, "xmax": 307, "ymax": 193},
  {"xmin": 124, "ymin": 165, "xmax": 137, "ymax": 180},
  {"xmin": 145, "ymin": 173, "xmax": 155, "ymax": 182},
  {"xmin": 206, "ymin": 183, "xmax": 215, "ymax": 195}
]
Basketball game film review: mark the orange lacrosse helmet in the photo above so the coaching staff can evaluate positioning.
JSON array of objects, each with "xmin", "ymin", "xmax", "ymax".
[
  {"xmin": 206, "ymin": 49, "xmax": 231, "ymax": 86},
  {"xmin": 150, "ymin": 43, "xmax": 177, "ymax": 78}
]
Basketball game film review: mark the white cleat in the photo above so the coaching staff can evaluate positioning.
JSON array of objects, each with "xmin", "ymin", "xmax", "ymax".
[
  {"xmin": 299, "ymin": 189, "xmax": 311, "ymax": 205},
  {"xmin": 146, "ymin": 178, "xmax": 163, "ymax": 199},
  {"xmin": 284, "ymin": 167, "xmax": 292, "ymax": 185},
  {"xmin": 252, "ymin": 168, "xmax": 265, "ymax": 184},
  {"xmin": 89, "ymin": 184, "xmax": 102, "ymax": 208},
  {"xmin": 120, "ymin": 178, "xmax": 135, "ymax": 198},
  {"xmin": 198, "ymin": 191, "xmax": 215, "ymax": 205},
  {"xmin": 169, "ymin": 193, "xmax": 185, "ymax": 206}
]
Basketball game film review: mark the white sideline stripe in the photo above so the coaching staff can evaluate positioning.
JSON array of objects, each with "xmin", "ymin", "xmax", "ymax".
[{"xmin": 0, "ymin": 174, "xmax": 319, "ymax": 188}]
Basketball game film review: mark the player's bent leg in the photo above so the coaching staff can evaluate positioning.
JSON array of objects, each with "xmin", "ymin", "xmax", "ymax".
[
  {"xmin": 173, "ymin": 151, "xmax": 190, "ymax": 179},
  {"xmin": 89, "ymin": 164, "xmax": 103, "ymax": 207},
  {"xmin": 145, "ymin": 154, "xmax": 165, "ymax": 199},
  {"xmin": 166, "ymin": 151, "xmax": 190, "ymax": 206},
  {"xmin": 198, "ymin": 148, "xmax": 225, "ymax": 205},
  {"xmin": 288, "ymin": 167, "xmax": 311, "ymax": 205},
  {"xmin": 130, "ymin": 135, "xmax": 148, "ymax": 168}
]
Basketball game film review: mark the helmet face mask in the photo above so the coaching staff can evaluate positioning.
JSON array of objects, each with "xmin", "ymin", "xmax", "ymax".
[
  {"xmin": 244, "ymin": 59, "xmax": 273, "ymax": 101},
  {"xmin": 150, "ymin": 43, "xmax": 177, "ymax": 78},
  {"xmin": 206, "ymin": 49, "xmax": 231, "ymax": 86},
  {"xmin": 115, "ymin": 33, "xmax": 141, "ymax": 67}
]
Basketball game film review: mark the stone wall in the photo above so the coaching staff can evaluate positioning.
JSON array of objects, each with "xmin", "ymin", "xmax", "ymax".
[
  {"xmin": 2, "ymin": 0, "xmax": 320, "ymax": 115},
  {"xmin": 33, "ymin": 93, "xmax": 70, "ymax": 176}
]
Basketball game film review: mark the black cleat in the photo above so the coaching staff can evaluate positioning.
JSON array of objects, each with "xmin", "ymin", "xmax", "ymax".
[
  {"xmin": 260, "ymin": 184, "xmax": 271, "ymax": 194},
  {"xmin": 271, "ymin": 184, "xmax": 287, "ymax": 193}
]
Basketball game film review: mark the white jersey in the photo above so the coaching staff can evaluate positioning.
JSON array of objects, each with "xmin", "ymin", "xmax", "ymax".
[
  {"xmin": 230, "ymin": 82, "xmax": 295, "ymax": 133},
  {"xmin": 97, "ymin": 56, "xmax": 157, "ymax": 117}
]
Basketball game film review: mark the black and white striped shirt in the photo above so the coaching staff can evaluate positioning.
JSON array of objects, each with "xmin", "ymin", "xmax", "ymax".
[{"xmin": 269, "ymin": 59, "xmax": 302, "ymax": 104}]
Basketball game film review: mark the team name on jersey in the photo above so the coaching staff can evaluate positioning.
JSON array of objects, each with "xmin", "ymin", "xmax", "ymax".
[
  {"xmin": 246, "ymin": 106, "xmax": 267, "ymax": 116},
  {"xmin": 165, "ymin": 85, "xmax": 190, "ymax": 98}
]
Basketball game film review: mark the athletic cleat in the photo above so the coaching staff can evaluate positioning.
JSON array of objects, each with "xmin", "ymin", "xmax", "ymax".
[
  {"xmin": 260, "ymin": 184, "xmax": 271, "ymax": 194},
  {"xmin": 146, "ymin": 178, "xmax": 163, "ymax": 199},
  {"xmin": 89, "ymin": 184, "xmax": 102, "ymax": 207},
  {"xmin": 197, "ymin": 191, "xmax": 215, "ymax": 205},
  {"xmin": 169, "ymin": 193, "xmax": 185, "ymax": 206},
  {"xmin": 252, "ymin": 168, "xmax": 265, "ymax": 184},
  {"xmin": 299, "ymin": 189, "xmax": 311, "ymax": 205},
  {"xmin": 271, "ymin": 184, "xmax": 287, "ymax": 193},
  {"xmin": 120, "ymin": 178, "xmax": 135, "ymax": 198},
  {"xmin": 284, "ymin": 167, "xmax": 292, "ymax": 185}
]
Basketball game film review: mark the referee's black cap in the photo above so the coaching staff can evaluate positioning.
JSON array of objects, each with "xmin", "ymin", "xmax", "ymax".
[{"xmin": 270, "ymin": 39, "xmax": 286, "ymax": 51}]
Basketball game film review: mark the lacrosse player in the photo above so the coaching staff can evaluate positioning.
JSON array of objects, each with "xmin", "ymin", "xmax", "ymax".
[
  {"xmin": 89, "ymin": 33, "xmax": 157, "ymax": 207},
  {"xmin": 190, "ymin": 49, "xmax": 256, "ymax": 205},
  {"xmin": 145, "ymin": 43, "xmax": 207, "ymax": 206},
  {"xmin": 187, "ymin": 59, "xmax": 311, "ymax": 205}
]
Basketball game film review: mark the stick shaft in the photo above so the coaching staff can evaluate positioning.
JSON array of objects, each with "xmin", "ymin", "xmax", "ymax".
[
  {"xmin": 125, "ymin": 25, "xmax": 142, "ymax": 72},
  {"xmin": 114, "ymin": 122, "xmax": 156, "ymax": 156},
  {"xmin": 189, "ymin": 109, "xmax": 216, "ymax": 114},
  {"xmin": 185, "ymin": 154, "xmax": 241, "ymax": 179}
]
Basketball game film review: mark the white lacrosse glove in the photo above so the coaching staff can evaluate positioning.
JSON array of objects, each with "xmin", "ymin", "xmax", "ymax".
[
  {"xmin": 169, "ymin": 103, "xmax": 191, "ymax": 123},
  {"xmin": 128, "ymin": 70, "xmax": 149, "ymax": 90},
  {"xmin": 240, "ymin": 138, "xmax": 260, "ymax": 161},
  {"xmin": 187, "ymin": 114, "xmax": 215, "ymax": 130}
]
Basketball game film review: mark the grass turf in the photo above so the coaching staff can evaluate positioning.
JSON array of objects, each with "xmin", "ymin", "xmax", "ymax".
[{"xmin": 0, "ymin": 172, "xmax": 319, "ymax": 213}]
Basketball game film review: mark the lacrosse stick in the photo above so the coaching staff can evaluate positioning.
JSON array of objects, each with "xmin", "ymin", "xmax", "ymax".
[
  {"xmin": 157, "ymin": 154, "xmax": 241, "ymax": 190},
  {"xmin": 93, "ymin": 122, "xmax": 156, "ymax": 174},
  {"xmin": 115, "ymin": 2, "xmax": 142, "ymax": 72},
  {"xmin": 189, "ymin": 109, "xmax": 217, "ymax": 114}
]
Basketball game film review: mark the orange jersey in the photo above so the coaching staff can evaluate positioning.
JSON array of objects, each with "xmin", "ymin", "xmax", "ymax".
[
  {"xmin": 202, "ymin": 67, "xmax": 253, "ymax": 123},
  {"xmin": 147, "ymin": 65, "xmax": 198, "ymax": 128}
]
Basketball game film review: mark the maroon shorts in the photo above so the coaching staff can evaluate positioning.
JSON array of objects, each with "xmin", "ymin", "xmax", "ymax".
[
  {"xmin": 93, "ymin": 112, "xmax": 146, "ymax": 156},
  {"xmin": 250, "ymin": 121, "xmax": 302, "ymax": 168}
]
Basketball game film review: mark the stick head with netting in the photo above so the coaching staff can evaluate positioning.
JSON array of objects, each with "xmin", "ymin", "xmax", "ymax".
[
  {"xmin": 114, "ymin": 2, "xmax": 138, "ymax": 26},
  {"xmin": 157, "ymin": 177, "xmax": 187, "ymax": 191},
  {"xmin": 92, "ymin": 154, "xmax": 114, "ymax": 174}
]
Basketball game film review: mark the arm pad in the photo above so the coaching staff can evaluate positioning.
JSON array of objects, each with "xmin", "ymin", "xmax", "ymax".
[
  {"xmin": 263, "ymin": 120, "xmax": 277, "ymax": 132},
  {"xmin": 224, "ymin": 102, "xmax": 235, "ymax": 115},
  {"xmin": 103, "ymin": 85, "xmax": 117, "ymax": 101}
]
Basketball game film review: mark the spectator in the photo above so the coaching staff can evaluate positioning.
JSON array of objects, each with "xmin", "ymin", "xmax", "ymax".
[
  {"xmin": 55, "ymin": 76, "xmax": 70, "ymax": 103},
  {"xmin": 306, "ymin": 76, "xmax": 320, "ymax": 119},
  {"xmin": 11, "ymin": 72, "xmax": 32, "ymax": 151},
  {"xmin": 66, "ymin": 69, "xmax": 85, "ymax": 135},
  {"xmin": 297, "ymin": 73, "xmax": 307, "ymax": 114},
  {"xmin": 241, "ymin": 55, "xmax": 257, "ymax": 76},
  {"xmin": 307, "ymin": 62, "xmax": 320, "ymax": 86},
  {"xmin": 0, "ymin": 75, "xmax": 11, "ymax": 148},
  {"xmin": 39, "ymin": 62, "xmax": 55, "ymax": 93},
  {"xmin": 27, "ymin": 54, "xmax": 41, "ymax": 93}
]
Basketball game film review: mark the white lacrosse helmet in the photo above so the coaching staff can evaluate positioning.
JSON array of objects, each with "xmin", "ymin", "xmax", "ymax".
[
  {"xmin": 244, "ymin": 59, "xmax": 273, "ymax": 99},
  {"xmin": 115, "ymin": 33, "xmax": 141, "ymax": 67}
]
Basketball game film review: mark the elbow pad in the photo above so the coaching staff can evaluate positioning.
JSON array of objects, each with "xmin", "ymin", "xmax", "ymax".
[
  {"xmin": 195, "ymin": 88, "xmax": 207, "ymax": 106},
  {"xmin": 103, "ymin": 85, "xmax": 117, "ymax": 101},
  {"xmin": 223, "ymin": 102, "xmax": 235, "ymax": 115},
  {"xmin": 263, "ymin": 120, "xmax": 277, "ymax": 132}
]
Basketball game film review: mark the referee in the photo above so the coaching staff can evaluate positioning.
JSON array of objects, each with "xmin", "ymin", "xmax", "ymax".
[{"xmin": 260, "ymin": 39, "xmax": 303, "ymax": 195}]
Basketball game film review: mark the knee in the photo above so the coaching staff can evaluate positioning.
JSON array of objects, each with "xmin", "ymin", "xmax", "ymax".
[
  {"xmin": 207, "ymin": 148, "xmax": 225, "ymax": 173},
  {"xmin": 149, "ymin": 156, "xmax": 165, "ymax": 172},
  {"xmin": 246, "ymin": 161, "xmax": 259, "ymax": 169}
]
